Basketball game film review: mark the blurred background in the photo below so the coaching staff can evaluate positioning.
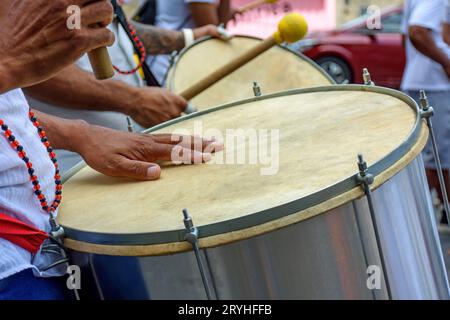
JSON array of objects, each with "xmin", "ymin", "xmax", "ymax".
[{"xmin": 124, "ymin": 0, "xmax": 405, "ymax": 87}]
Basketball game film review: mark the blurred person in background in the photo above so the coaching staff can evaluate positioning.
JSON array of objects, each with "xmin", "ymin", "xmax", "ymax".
[
  {"xmin": 402, "ymin": 0, "xmax": 450, "ymax": 225},
  {"xmin": 25, "ymin": 0, "xmax": 223, "ymax": 174},
  {"xmin": 444, "ymin": 0, "xmax": 450, "ymax": 46},
  {"xmin": 145, "ymin": 0, "xmax": 234, "ymax": 84}
]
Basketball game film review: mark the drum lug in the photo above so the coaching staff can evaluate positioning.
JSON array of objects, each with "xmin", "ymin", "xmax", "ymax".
[
  {"xmin": 253, "ymin": 81, "xmax": 262, "ymax": 97},
  {"xmin": 182, "ymin": 209, "xmax": 214, "ymax": 300},
  {"xmin": 419, "ymin": 90, "xmax": 450, "ymax": 224},
  {"xmin": 356, "ymin": 154, "xmax": 392, "ymax": 299},
  {"xmin": 356, "ymin": 154, "xmax": 374, "ymax": 187},
  {"xmin": 363, "ymin": 68, "xmax": 375, "ymax": 86}
]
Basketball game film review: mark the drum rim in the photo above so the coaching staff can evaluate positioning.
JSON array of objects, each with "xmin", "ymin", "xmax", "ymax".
[
  {"xmin": 163, "ymin": 34, "xmax": 336, "ymax": 90},
  {"xmin": 61, "ymin": 85, "xmax": 423, "ymax": 247}
]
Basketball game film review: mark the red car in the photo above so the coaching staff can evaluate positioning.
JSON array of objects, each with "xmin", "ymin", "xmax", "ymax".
[{"xmin": 295, "ymin": 5, "xmax": 405, "ymax": 88}]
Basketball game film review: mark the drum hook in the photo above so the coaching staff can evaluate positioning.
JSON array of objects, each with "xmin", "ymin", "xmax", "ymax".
[
  {"xmin": 356, "ymin": 154, "xmax": 392, "ymax": 300},
  {"xmin": 182, "ymin": 209, "xmax": 214, "ymax": 300}
]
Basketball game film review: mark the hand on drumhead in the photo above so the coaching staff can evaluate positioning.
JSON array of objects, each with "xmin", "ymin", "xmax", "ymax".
[
  {"xmin": 193, "ymin": 25, "xmax": 232, "ymax": 41},
  {"xmin": 126, "ymin": 87, "xmax": 187, "ymax": 128},
  {"xmin": 74, "ymin": 124, "xmax": 223, "ymax": 181}
]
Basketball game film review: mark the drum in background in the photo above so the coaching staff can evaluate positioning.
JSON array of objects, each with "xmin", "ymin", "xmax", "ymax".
[
  {"xmin": 60, "ymin": 85, "xmax": 450, "ymax": 300},
  {"xmin": 164, "ymin": 35, "xmax": 334, "ymax": 110}
]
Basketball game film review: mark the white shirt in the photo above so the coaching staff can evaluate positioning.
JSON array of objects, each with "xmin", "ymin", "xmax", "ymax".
[
  {"xmin": 0, "ymin": 89, "xmax": 64, "ymax": 280},
  {"xmin": 401, "ymin": 0, "xmax": 450, "ymax": 91},
  {"xmin": 28, "ymin": 22, "xmax": 145, "ymax": 174},
  {"xmin": 148, "ymin": 0, "xmax": 217, "ymax": 84}
]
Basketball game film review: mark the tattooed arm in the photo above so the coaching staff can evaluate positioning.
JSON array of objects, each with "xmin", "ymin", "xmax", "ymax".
[
  {"xmin": 131, "ymin": 21, "xmax": 185, "ymax": 55},
  {"xmin": 131, "ymin": 21, "xmax": 223, "ymax": 55}
]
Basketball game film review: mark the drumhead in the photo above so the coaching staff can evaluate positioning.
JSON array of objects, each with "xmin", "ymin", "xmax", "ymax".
[
  {"xmin": 60, "ymin": 85, "xmax": 428, "ymax": 256},
  {"xmin": 165, "ymin": 35, "xmax": 334, "ymax": 110}
]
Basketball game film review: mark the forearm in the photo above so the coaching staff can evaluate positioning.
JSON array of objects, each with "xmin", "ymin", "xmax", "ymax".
[
  {"xmin": 409, "ymin": 26, "xmax": 450, "ymax": 68},
  {"xmin": 24, "ymin": 65, "xmax": 139, "ymax": 114},
  {"xmin": 32, "ymin": 109, "xmax": 89, "ymax": 154},
  {"xmin": 131, "ymin": 21, "xmax": 185, "ymax": 55},
  {"xmin": 217, "ymin": 0, "xmax": 232, "ymax": 24}
]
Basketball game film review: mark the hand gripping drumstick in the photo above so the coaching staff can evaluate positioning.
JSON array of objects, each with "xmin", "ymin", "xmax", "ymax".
[
  {"xmin": 238, "ymin": 0, "xmax": 279, "ymax": 14},
  {"xmin": 179, "ymin": 13, "xmax": 308, "ymax": 101}
]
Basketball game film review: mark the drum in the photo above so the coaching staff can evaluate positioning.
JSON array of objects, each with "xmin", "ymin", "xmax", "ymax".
[
  {"xmin": 164, "ymin": 35, "xmax": 334, "ymax": 110},
  {"xmin": 60, "ymin": 85, "xmax": 450, "ymax": 300}
]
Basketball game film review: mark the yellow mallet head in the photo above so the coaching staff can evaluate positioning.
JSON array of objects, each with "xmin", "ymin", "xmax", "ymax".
[
  {"xmin": 266, "ymin": 0, "xmax": 279, "ymax": 3},
  {"xmin": 273, "ymin": 13, "xmax": 308, "ymax": 44}
]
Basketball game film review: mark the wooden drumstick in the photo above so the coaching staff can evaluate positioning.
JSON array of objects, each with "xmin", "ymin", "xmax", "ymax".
[
  {"xmin": 87, "ymin": 23, "xmax": 115, "ymax": 80},
  {"xmin": 179, "ymin": 13, "xmax": 308, "ymax": 101},
  {"xmin": 87, "ymin": 47, "xmax": 114, "ymax": 80},
  {"xmin": 238, "ymin": 0, "xmax": 279, "ymax": 14}
]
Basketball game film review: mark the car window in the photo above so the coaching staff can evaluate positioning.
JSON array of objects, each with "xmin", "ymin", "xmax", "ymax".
[{"xmin": 381, "ymin": 12, "xmax": 403, "ymax": 33}]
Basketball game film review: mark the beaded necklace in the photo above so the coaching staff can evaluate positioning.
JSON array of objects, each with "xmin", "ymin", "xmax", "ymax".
[
  {"xmin": 0, "ymin": 110, "xmax": 62, "ymax": 217},
  {"xmin": 113, "ymin": 22, "xmax": 147, "ymax": 76}
]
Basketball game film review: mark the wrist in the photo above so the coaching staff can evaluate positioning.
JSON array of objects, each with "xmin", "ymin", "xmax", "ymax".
[
  {"xmin": 119, "ymin": 86, "xmax": 142, "ymax": 116},
  {"xmin": 97, "ymin": 80, "xmax": 141, "ymax": 115},
  {"xmin": 63, "ymin": 119, "xmax": 91, "ymax": 154}
]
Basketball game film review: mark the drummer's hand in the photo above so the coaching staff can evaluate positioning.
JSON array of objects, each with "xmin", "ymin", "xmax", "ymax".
[
  {"xmin": 0, "ymin": 0, "xmax": 115, "ymax": 93},
  {"xmin": 193, "ymin": 25, "xmax": 229, "ymax": 40},
  {"xmin": 75, "ymin": 124, "xmax": 222, "ymax": 180},
  {"xmin": 126, "ymin": 87, "xmax": 187, "ymax": 128}
]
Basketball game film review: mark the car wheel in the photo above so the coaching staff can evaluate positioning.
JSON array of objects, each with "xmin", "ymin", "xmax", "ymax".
[{"xmin": 316, "ymin": 57, "xmax": 352, "ymax": 84}]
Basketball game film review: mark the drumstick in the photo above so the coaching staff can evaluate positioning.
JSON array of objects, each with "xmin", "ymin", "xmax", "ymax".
[
  {"xmin": 179, "ymin": 13, "xmax": 308, "ymax": 101},
  {"xmin": 87, "ymin": 23, "xmax": 115, "ymax": 80},
  {"xmin": 238, "ymin": 0, "xmax": 279, "ymax": 14},
  {"xmin": 87, "ymin": 47, "xmax": 115, "ymax": 80}
]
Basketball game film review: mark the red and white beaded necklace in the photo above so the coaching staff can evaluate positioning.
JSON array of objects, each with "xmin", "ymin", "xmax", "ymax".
[{"xmin": 0, "ymin": 110, "xmax": 62, "ymax": 216}]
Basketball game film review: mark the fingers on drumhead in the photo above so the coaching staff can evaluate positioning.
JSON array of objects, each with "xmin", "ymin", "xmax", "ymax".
[{"xmin": 152, "ymin": 134, "xmax": 223, "ymax": 152}]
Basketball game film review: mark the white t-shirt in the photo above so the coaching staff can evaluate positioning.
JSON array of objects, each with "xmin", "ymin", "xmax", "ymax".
[
  {"xmin": 401, "ymin": 0, "xmax": 450, "ymax": 91},
  {"xmin": 148, "ymin": 0, "xmax": 217, "ymax": 84},
  {"xmin": 0, "ymin": 89, "xmax": 64, "ymax": 280},
  {"xmin": 28, "ymin": 22, "xmax": 145, "ymax": 174}
]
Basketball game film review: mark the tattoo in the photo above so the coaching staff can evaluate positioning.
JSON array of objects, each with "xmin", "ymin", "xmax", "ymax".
[{"xmin": 131, "ymin": 21, "xmax": 185, "ymax": 55}]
